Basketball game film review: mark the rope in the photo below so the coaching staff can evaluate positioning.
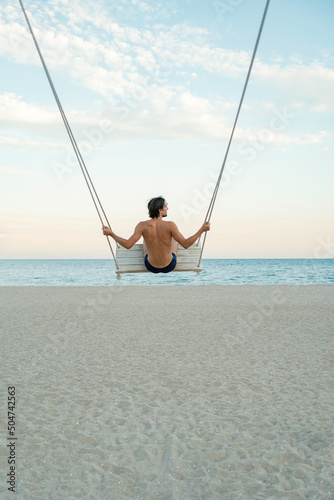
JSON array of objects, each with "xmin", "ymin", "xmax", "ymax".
[
  {"xmin": 197, "ymin": 0, "xmax": 271, "ymax": 267},
  {"xmin": 18, "ymin": 0, "xmax": 119, "ymax": 269}
]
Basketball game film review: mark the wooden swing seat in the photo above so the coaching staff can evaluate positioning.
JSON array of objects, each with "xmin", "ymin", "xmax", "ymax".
[{"xmin": 115, "ymin": 243, "xmax": 202, "ymax": 277}]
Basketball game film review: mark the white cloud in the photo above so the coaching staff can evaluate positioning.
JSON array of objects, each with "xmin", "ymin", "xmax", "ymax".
[
  {"xmin": 0, "ymin": 91, "xmax": 104, "ymax": 127},
  {"xmin": 0, "ymin": 165, "xmax": 39, "ymax": 176},
  {"xmin": 2, "ymin": 2, "xmax": 333, "ymax": 116},
  {"xmin": 0, "ymin": 89, "xmax": 332, "ymax": 148},
  {"xmin": 0, "ymin": 135, "xmax": 69, "ymax": 150},
  {"xmin": 293, "ymin": 131, "xmax": 332, "ymax": 146},
  {"xmin": 254, "ymin": 60, "xmax": 334, "ymax": 112},
  {"xmin": 1, "ymin": 1, "xmax": 333, "ymax": 150},
  {"xmin": 0, "ymin": 19, "xmax": 33, "ymax": 63},
  {"xmin": 0, "ymin": 92, "xmax": 59, "ymax": 124}
]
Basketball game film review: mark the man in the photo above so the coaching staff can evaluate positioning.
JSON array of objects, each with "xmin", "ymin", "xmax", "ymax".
[{"xmin": 102, "ymin": 196, "xmax": 210, "ymax": 274}]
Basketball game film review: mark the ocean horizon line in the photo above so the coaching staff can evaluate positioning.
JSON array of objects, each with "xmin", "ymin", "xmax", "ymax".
[{"xmin": 2, "ymin": 257, "xmax": 333, "ymax": 261}]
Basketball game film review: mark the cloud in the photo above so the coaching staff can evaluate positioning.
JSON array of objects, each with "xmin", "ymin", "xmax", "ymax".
[
  {"xmin": 293, "ymin": 130, "xmax": 332, "ymax": 146},
  {"xmin": 0, "ymin": 165, "xmax": 39, "ymax": 176},
  {"xmin": 254, "ymin": 60, "xmax": 334, "ymax": 112},
  {"xmin": 1, "ymin": 1, "xmax": 333, "ymax": 149},
  {"xmin": 1, "ymin": 89, "xmax": 332, "ymax": 148},
  {"xmin": 2, "ymin": 2, "xmax": 333, "ymax": 115},
  {"xmin": 0, "ymin": 89, "xmax": 233, "ymax": 143},
  {"xmin": 0, "ymin": 92, "xmax": 104, "ymax": 144},
  {"xmin": 0, "ymin": 92, "xmax": 59, "ymax": 124},
  {"xmin": 0, "ymin": 135, "xmax": 69, "ymax": 150},
  {"xmin": 237, "ymin": 128, "xmax": 333, "ymax": 149}
]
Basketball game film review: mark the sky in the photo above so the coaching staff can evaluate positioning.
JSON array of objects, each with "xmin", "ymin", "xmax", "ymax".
[{"xmin": 0, "ymin": 0, "xmax": 333, "ymax": 259}]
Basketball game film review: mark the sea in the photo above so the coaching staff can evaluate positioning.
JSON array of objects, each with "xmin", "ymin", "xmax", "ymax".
[{"xmin": 0, "ymin": 259, "xmax": 333, "ymax": 286}]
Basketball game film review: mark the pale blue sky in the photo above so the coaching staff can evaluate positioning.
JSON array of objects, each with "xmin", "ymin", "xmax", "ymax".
[{"xmin": 1, "ymin": 0, "xmax": 333, "ymax": 258}]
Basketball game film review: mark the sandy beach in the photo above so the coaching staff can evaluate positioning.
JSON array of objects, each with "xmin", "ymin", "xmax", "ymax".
[{"xmin": 0, "ymin": 285, "xmax": 333, "ymax": 499}]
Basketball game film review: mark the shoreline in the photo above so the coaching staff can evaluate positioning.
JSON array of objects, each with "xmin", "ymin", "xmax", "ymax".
[{"xmin": 1, "ymin": 282, "xmax": 334, "ymax": 287}]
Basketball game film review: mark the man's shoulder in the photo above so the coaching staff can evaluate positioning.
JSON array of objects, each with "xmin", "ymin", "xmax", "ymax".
[
  {"xmin": 140, "ymin": 219, "xmax": 177, "ymax": 229},
  {"xmin": 138, "ymin": 219, "xmax": 155, "ymax": 225},
  {"xmin": 140, "ymin": 219, "xmax": 152, "ymax": 226},
  {"xmin": 139, "ymin": 219, "xmax": 155, "ymax": 230},
  {"xmin": 140, "ymin": 219, "xmax": 176, "ymax": 224},
  {"xmin": 161, "ymin": 220, "xmax": 177, "ymax": 229}
]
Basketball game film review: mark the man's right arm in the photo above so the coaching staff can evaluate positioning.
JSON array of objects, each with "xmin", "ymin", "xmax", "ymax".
[
  {"xmin": 170, "ymin": 221, "xmax": 210, "ymax": 249},
  {"xmin": 103, "ymin": 223, "xmax": 143, "ymax": 249}
]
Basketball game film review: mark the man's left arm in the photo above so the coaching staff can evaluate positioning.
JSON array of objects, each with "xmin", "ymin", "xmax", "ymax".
[{"xmin": 103, "ymin": 223, "xmax": 143, "ymax": 249}]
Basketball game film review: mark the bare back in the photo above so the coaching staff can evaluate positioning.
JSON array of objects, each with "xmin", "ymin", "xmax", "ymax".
[
  {"xmin": 102, "ymin": 204, "xmax": 209, "ymax": 264},
  {"xmin": 141, "ymin": 219, "xmax": 174, "ymax": 267}
]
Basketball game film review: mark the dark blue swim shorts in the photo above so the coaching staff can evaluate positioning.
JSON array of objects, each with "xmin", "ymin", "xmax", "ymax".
[{"xmin": 144, "ymin": 253, "xmax": 177, "ymax": 274}]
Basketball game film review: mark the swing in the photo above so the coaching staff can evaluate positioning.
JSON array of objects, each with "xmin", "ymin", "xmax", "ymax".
[
  {"xmin": 115, "ymin": 243, "xmax": 203, "ymax": 277},
  {"xmin": 18, "ymin": 0, "xmax": 270, "ymax": 278}
]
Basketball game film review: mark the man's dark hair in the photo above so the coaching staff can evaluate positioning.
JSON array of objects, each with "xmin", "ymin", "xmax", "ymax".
[{"xmin": 148, "ymin": 196, "xmax": 165, "ymax": 219}]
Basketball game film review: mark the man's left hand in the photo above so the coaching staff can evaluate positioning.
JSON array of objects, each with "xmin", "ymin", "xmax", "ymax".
[{"xmin": 102, "ymin": 226, "xmax": 112, "ymax": 236}]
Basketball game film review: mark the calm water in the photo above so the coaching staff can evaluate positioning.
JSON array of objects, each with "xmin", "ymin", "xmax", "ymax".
[{"xmin": 0, "ymin": 259, "xmax": 333, "ymax": 286}]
